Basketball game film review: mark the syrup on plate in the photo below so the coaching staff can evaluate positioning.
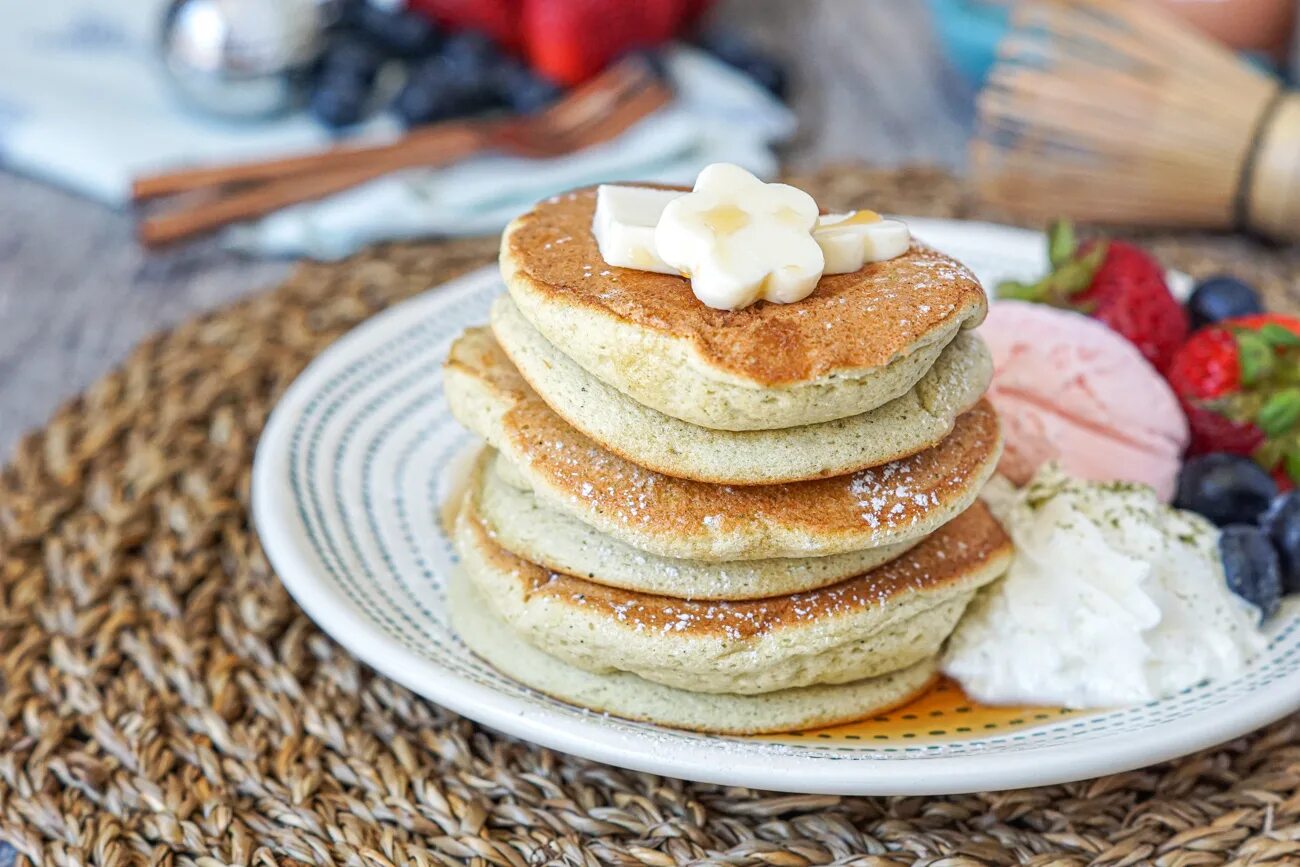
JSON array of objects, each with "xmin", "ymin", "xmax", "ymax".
[{"xmin": 767, "ymin": 677, "xmax": 1078, "ymax": 745}]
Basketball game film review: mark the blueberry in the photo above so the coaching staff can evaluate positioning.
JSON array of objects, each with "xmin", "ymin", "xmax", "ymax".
[
  {"xmin": 1187, "ymin": 276, "xmax": 1263, "ymax": 329},
  {"xmin": 493, "ymin": 61, "xmax": 562, "ymax": 114},
  {"xmin": 439, "ymin": 30, "xmax": 502, "ymax": 82},
  {"xmin": 319, "ymin": 35, "xmax": 383, "ymax": 86},
  {"xmin": 309, "ymin": 75, "xmax": 371, "ymax": 128},
  {"xmin": 1174, "ymin": 453, "xmax": 1278, "ymax": 526},
  {"xmin": 1219, "ymin": 524, "xmax": 1282, "ymax": 618},
  {"xmin": 1261, "ymin": 491, "xmax": 1300, "ymax": 594},
  {"xmin": 345, "ymin": 3, "xmax": 440, "ymax": 57},
  {"xmin": 393, "ymin": 59, "xmax": 489, "ymax": 126},
  {"xmin": 695, "ymin": 30, "xmax": 789, "ymax": 99}
]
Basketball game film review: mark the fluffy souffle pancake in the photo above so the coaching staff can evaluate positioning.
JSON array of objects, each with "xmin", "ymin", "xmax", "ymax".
[
  {"xmin": 469, "ymin": 449, "xmax": 921, "ymax": 599},
  {"xmin": 444, "ymin": 332, "xmax": 1003, "ymax": 561},
  {"xmin": 448, "ymin": 569, "xmax": 939, "ymax": 734},
  {"xmin": 500, "ymin": 188, "xmax": 988, "ymax": 431},
  {"xmin": 455, "ymin": 495, "xmax": 1010, "ymax": 695},
  {"xmin": 490, "ymin": 297, "xmax": 994, "ymax": 484}
]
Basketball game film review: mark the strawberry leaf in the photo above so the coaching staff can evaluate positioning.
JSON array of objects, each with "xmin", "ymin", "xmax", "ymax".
[
  {"xmin": 1047, "ymin": 221, "xmax": 1077, "ymax": 269},
  {"xmin": 1259, "ymin": 323, "xmax": 1300, "ymax": 348},
  {"xmin": 1255, "ymin": 439, "xmax": 1286, "ymax": 470},
  {"xmin": 999, "ymin": 225, "xmax": 1107, "ymax": 307},
  {"xmin": 1051, "ymin": 259, "xmax": 1098, "ymax": 297},
  {"xmin": 1236, "ymin": 331, "xmax": 1275, "ymax": 386},
  {"xmin": 1285, "ymin": 448, "xmax": 1300, "ymax": 485},
  {"xmin": 1056, "ymin": 241, "xmax": 1108, "ymax": 302},
  {"xmin": 995, "ymin": 279, "xmax": 1042, "ymax": 301},
  {"xmin": 1256, "ymin": 387, "xmax": 1300, "ymax": 436},
  {"xmin": 1068, "ymin": 296, "xmax": 1099, "ymax": 315}
]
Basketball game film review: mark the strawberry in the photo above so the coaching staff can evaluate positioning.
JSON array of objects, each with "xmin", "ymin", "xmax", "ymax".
[
  {"xmin": 407, "ymin": 0, "xmax": 523, "ymax": 51},
  {"xmin": 1167, "ymin": 313, "xmax": 1300, "ymax": 487},
  {"xmin": 522, "ymin": 0, "xmax": 686, "ymax": 84},
  {"xmin": 997, "ymin": 221, "xmax": 1189, "ymax": 372},
  {"xmin": 679, "ymin": 0, "xmax": 715, "ymax": 29}
]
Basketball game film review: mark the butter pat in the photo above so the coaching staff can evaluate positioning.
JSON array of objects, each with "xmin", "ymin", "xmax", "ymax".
[
  {"xmin": 591, "ymin": 185, "xmax": 680, "ymax": 275},
  {"xmin": 655, "ymin": 163, "xmax": 825, "ymax": 310},
  {"xmin": 816, "ymin": 212, "xmax": 912, "ymax": 273},
  {"xmin": 587, "ymin": 166, "xmax": 912, "ymax": 310}
]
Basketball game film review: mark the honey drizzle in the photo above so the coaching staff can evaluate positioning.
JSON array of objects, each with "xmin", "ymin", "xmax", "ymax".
[
  {"xmin": 700, "ymin": 204, "xmax": 751, "ymax": 236},
  {"xmin": 762, "ymin": 677, "xmax": 1078, "ymax": 745},
  {"xmin": 832, "ymin": 209, "xmax": 883, "ymax": 226}
]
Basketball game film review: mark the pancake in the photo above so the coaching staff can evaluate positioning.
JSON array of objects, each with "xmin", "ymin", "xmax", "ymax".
[
  {"xmin": 448, "ymin": 568, "xmax": 938, "ymax": 734},
  {"xmin": 500, "ymin": 187, "xmax": 988, "ymax": 431},
  {"xmin": 490, "ymin": 295, "xmax": 994, "ymax": 485},
  {"xmin": 456, "ymin": 495, "xmax": 1010, "ymax": 695},
  {"xmin": 471, "ymin": 450, "xmax": 921, "ymax": 599},
  {"xmin": 444, "ymin": 331, "xmax": 1003, "ymax": 561}
]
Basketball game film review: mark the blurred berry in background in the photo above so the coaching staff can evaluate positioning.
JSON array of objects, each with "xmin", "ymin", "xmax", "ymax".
[{"xmin": 301, "ymin": 0, "xmax": 788, "ymax": 130}]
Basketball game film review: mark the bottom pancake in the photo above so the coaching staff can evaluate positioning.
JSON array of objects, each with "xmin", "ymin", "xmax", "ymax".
[
  {"xmin": 455, "ymin": 492, "xmax": 1011, "ymax": 695},
  {"xmin": 448, "ymin": 568, "xmax": 938, "ymax": 735}
]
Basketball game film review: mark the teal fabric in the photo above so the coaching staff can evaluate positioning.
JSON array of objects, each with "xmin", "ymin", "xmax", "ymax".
[
  {"xmin": 925, "ymin": 0, "xmax": 1011, "ymax": 87},
  {"xmin": 924, "ymin": 0, "xmax": 1286, "ymax": 86}
]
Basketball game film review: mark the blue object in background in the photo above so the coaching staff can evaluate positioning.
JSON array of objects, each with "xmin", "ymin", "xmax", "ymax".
[
  {"xmin": 925, "ymin": 0, "xmax": 1011, "ymax": 87},
  {"xmin": 925, "ymin": 0, "xmax": 1287, "ymax": 87}
]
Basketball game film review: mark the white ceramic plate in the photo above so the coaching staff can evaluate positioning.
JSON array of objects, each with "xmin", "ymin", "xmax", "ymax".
[{"xmin": 253, "ymin": 217, "xmax": 1300, "ymax": 795}]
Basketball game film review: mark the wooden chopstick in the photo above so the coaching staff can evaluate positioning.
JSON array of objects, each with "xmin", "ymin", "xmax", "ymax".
[
  {"xmin": 133, "ymin": 58, "xmax": 658, "ymax": 205},
  {"xmin": 131, "ymin": 123, "xmax": 479, "ymax": 202},
  {"xmin": 134, "ymin": 58, "xmax": 666, "ymax": 248},
  {"xmin": 137, "ymin": 126, "xmax": 486, "ymax": 247}
]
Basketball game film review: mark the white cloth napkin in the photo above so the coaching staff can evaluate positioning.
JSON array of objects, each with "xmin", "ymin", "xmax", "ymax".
[
  {"xmin": 0, "ymin": 1, "xmax": 403, "ymax": 205},
  {"xmin": 227, "ymin": 50, "xmax": 795, "ymax": 258},
  {"xmin": 0, "ymin": 0, "xmax": 795, "ymax": 259}
]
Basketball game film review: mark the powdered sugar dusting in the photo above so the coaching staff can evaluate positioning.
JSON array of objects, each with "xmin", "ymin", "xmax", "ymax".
[
  {"xmin": 515, "ymin": 507, "xmax": 1007, "ymax": 639},
  {"xmin": 504, "ymin": 394, "xmax": 996, "ymax": 553}
]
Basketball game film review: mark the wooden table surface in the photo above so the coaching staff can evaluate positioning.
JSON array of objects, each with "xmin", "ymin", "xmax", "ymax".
[{"xmin": 0, "ymin": 0, "xmax": 971, "ymax": 458}]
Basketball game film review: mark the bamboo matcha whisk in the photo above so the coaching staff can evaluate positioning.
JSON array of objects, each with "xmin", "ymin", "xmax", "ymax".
[{"xmin": 971, "ymin": 0, "xmax": 1300, "ymax": 242}]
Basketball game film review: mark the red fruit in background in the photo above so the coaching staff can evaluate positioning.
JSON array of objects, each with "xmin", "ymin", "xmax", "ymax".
[
  {"xmin": 678, "ymin": 0, "xmax": 715, "ymax": 29},
  {"xmin": 1167, "ymin": 313, "xmax": 1300, "ymax": 487},
  {"xmin": 407, "ymin": 0, "xmax": 522, "ymax": 50},
  {"xmin": 996, "ymin": 221, "xmax": 1189, "ymax": 373},
  {"xmin": 523, "ymin": 0, "xmax": 686, "ymax": 84},
  {"xmin": 1074, "ymin": 241, "xmax": 1188, "ymax": 373}
]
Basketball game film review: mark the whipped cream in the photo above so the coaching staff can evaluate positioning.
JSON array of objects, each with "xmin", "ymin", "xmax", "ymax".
[
  {"xmin": 942, "ymin": 466, "xmax": 1266, "ymax": 709},
  {"xmin": 588, "ymin": 164, "xmax": 911, "ymax": 310}
]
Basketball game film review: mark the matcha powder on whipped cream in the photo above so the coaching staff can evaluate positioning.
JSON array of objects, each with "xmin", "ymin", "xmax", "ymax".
[{"xmin": 942, "ymin": 465, "xmax": 1267, "ymax": 709}]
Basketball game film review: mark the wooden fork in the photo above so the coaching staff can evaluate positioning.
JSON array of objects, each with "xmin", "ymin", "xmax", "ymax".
[{"xmin": 135, "ymin": 58, "xmax": 672, "ymax": 248}]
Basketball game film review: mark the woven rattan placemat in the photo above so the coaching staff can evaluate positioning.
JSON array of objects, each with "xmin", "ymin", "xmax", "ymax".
[{"xmin": 3, "ymin": 167, "xmax": 1300, "ymax": 867}]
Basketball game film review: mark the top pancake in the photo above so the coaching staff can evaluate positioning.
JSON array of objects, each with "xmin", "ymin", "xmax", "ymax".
[{"xmin": 500, "ymin": 187, "xmax": 989, "ymax": 430}]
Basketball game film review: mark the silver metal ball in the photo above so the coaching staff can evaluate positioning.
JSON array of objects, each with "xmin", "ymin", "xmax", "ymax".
[{"xmin": 159, "ymin": 0, "xmax": 330, "ymax": 120}]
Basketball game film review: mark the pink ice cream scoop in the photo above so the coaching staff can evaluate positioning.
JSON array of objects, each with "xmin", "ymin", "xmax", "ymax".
[{"xmin": 980, "ymin": 301, "xmax": 1189, "ymax": 500}]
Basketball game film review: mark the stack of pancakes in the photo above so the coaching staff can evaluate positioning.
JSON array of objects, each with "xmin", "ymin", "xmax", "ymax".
[{"xmin": 445, "ymin": 188, "xmax": 1012, "ymax": 734}]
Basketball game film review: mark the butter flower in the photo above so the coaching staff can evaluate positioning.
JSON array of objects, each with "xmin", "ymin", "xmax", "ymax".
[{"xmin": 655, "ymin": 163, "xmax": 825, "ymax": 310}]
